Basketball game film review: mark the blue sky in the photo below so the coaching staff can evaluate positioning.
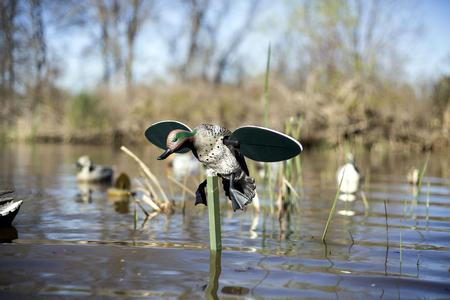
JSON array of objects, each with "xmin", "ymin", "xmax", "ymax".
[
  {"xmin": 405, "ymin": 0, "xmax": 450, "ymax": 81},
  {"xmin": 48, "ymin": 0, "xmax": 450, "ymax": 91}
]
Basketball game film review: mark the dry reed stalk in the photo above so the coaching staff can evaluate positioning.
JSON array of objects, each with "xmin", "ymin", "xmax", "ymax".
[
  {"xmin": 283, "ymin": 177, "xmax": 300, "ymax": 199},
  {"xmin": 167, "ymin": 175, "xmax": 196, "ymax": 197},
  {"xmin": 133, "ymin": 186, "xmax": 161, "ymax": 211},
  {"xmin": 141, "ymin": 194, "xmax": 161, "ymax": 212},
  {"xmin": 138, "ymin": 170, "xmax": 158, "ymax": 200},
  {"xmin": 121, "ymin": 145, "xmax": 169, "ymax": 203},
  {"xmin": 135, "ymin": 198, "xmax": 149, "ymax": 217}
]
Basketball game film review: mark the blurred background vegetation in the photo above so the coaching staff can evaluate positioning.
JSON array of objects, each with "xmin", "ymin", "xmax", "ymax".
[{"xmin": 0, "ymin": 0, "xmax": 449, "ymax": 150}]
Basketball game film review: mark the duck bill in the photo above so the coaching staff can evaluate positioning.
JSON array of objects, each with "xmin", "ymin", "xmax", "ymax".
[{"xmin": 157, "ymin": 148, "xmax": 173, "ymax": 160}]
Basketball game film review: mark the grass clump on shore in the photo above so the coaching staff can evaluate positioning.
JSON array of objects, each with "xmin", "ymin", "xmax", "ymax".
[{"xmin": 68, "ymin": 92, "xmax": 110, "ymax": 131}]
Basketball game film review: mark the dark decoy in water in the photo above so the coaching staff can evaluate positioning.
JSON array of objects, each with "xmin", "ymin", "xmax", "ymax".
[
  {"xmin": 0, "ymin": 190, "xmax": 22, "ymax": 227},
  {"xmin": 145, "ymin": 121, "xmax": 303, "ymax": 211},
  {"xmin": 76, "ymin": 155, "xmax": 114, "ymax": 183}
]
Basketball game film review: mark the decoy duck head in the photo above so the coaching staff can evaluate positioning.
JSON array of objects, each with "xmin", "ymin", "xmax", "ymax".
[
  {"xmin": 157, "ymin": 129, "xmax": 196, "ymax": 160},
  {"xmin": 77, "ymin": 155, "xmax": 92, "ymax": 169},
  {"xmin": 346, "ymin": 153, "xmax": 355, "ymax": 164}
]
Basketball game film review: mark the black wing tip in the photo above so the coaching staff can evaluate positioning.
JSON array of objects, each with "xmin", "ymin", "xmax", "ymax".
[
  {"xmin": 144, "ymin": 120, "xmax": 192, "ymax": 147},
  {"xmin": 144, "ymin": 126, "xmax": 151, "ymax": 141}
]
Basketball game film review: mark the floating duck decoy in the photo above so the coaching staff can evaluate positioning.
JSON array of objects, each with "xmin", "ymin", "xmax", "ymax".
[
  {"xmin": 0, "ymin": 190, "xmax": 23, "ymax": 227},
  {"xmin": 168, "ymin": 153, "xmax": 202, "ymax": 180},
  {"xmin": 76, "ymin": 155, "xmax": 113, "ymax": 183},
  {"xmin": 107, "ymin": 172, "xmax": 132, "ymax": 199},
  {"xmin": 336, "ymin": 153, "xmax": 361, "ymax": 194},
  {"xmin": 145, "ymin": 121, "xmax": 303, "ymax": 211},
  {"xmin": 407, "ymin": 168, "xmax": 419, "ymax": 185}
]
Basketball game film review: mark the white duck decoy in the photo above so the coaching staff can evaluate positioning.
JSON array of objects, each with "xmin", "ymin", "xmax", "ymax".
[
  {"xmin": 407, "ymin": 168, "xmax": 419, "ymax": 185},
  {"xmin": 168, "ymin": 153, "xmax": 202, "ymax": 180},
  {"xmin": 336, "ymin": 153, "xmax": 361, "ymax": 194},
  {"xmin": 76, "ymin": 155, "xmax": 113, "ymax": 183}
]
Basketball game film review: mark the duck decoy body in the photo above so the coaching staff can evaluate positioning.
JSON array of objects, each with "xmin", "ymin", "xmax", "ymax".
[
  {"xmin": 0, "ymin": 190, "xmax": 22, "ymax": 227},
  {"xmin": 145, "ymin": 121, "xmax": 303, "ymax": 211},
  {"xmin": 76, "ymin": 155, "xmax": 113, "ymax": 183},
  {"xmin": 336, "ymin": 153, "xmax": 361, "ymax": 194},
  {"xmin": 407, "ymin": 168, "xmax": 419, "ymax": 185}
]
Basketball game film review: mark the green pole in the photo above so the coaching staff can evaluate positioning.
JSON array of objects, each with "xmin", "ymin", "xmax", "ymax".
[{"xmin": 207, "ymin": 176, "xmax": 222, "ymax": 251}]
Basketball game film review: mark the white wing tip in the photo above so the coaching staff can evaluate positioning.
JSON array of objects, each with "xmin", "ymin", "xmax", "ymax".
[{"xmin": 148, "ymin": 120, "xmax": 192, "ymax": 131}]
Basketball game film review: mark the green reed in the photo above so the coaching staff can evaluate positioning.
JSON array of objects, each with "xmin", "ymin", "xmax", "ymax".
[
  {"xmin": 262, "ymin": 43, "xmax": 273, "ymax": 207},
  {"xmin": 263, "ymin": 43, "xmax": 271, "ymax": 128},
  {"xmin": 417, "ymin": 152, "xmax": 430, "ymax": 193},
  {"xmin": 293, "ymin": 117, "xmax": 303, "ymax": 188},
  {"xmin": 399, "ymin": 231, "xmax": 403, "ymax": 269},
  {"xmin": 322, "ymin": 170, "xmax": 344, "ymax": 242},
  {"xmin": 426, "ymin": 182, "xmax": 430, "ymax": 227}
]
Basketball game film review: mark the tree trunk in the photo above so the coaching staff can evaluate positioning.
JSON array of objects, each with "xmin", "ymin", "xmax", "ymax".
[
  {"xmin": 30, "ymin": 0, "xmax": 47, "ymax": 110},
  {"xmin": 95, "ymin": 0, "xmax": 111, "ymax": 84},
  {"xmin": 181, "ymin": 0, "xmax": 209, "ymax": 79},
  {"xmin": 125, "ymin": 0, "xmax": 142, "ymax": 101}
]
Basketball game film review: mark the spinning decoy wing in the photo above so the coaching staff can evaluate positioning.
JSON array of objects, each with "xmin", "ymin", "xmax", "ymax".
[
  {"xmin": 144, "ymin": 120, "xmax": 192, "ymax": 153},
  {"xmin": 229, "ymin": 125, "xmax": 303, "ymax": 162}
]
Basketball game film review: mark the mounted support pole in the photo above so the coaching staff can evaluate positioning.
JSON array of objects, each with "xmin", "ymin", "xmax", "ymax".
[{"xmin": 207, "ymin": 176, "xmax": 222, "ymax": 251}]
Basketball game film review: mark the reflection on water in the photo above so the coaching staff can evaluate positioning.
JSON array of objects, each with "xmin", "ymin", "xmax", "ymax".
[
  {"xmin": 0, "ymin": 143, "xmax": 449, "ymax": 298},
  {"xmin": 221, "ymin": 285, "xmax": 250, "ymax": 295},
  {"xmin": 205, "ymin": 250, "xmax": 221, "ymax": 300},
  {"xmin": 76, "ymin": 182, "xmax": 110, "ymax": 203},
  {"xmin": 0, "ymin": 226, "xmax": 18, "ymax": 242}
]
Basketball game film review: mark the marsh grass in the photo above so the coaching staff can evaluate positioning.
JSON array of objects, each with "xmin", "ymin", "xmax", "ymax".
[
  {"xmin": 121, "ymin": 146, "xmax": 175, "ymax": 227},
  {"xmin": 322, "ymin": 170, "xmax": 345, "ymax": 242},
  {"xmin": 384, "ymin": 200, "xmax": 389, "ymax": 273},
  {"xmin": 417, "ymin": 152, "xmax": 430, "ymax": 193},
  {"xmin": 274, "ymin": 117, "xmax": 304, "ymax": 218},
  {"xmin": 69, "ymin": 92, "xmax": 109, "ymax": 130},
  {"xmin": 262, "ymin": 43, "xmax": 273, "ymax": 209},
  {"xmin": 400, "ymin": 231, "xmax": 403, "ymax": 271},
  {"xmin": 426, "ymin": 182, "xmax": 430, "ymax": 227}
]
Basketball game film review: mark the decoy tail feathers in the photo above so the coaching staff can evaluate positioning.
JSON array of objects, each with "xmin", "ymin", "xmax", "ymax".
[{"xmin": 222, "ymin": 175, "xmax": 256, "ymax": 211}]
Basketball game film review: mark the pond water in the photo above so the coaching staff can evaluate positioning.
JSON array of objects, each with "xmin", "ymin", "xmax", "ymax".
[{"xmin": 0, "ymin": 143, "xmax": 449, "ymax": 299}]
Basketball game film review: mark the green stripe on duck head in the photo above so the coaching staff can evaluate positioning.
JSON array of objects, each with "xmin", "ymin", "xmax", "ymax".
[
  {"xmin": 172, "ymin": 129, "xmax": 197, "ymax": 143},
  {"xmin": 158, "ymin": 129, "xmax": 197, "ymax": 160}
]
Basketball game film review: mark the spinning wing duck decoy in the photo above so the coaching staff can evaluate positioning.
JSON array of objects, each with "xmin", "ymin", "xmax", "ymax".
[{"xmin": 145, "ymin": 121, "xmax": 303, "ymax": 211}]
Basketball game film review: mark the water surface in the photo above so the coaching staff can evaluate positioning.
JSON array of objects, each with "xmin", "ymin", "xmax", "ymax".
[{"xmin": 0, "ymin": 144, "xmax": 449, "ymax": 298}]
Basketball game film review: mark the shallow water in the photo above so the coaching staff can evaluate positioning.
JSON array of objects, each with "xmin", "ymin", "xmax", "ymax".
[{"xmin": 0, "ymin": 144, "xmax": 449, "ymax": 299}]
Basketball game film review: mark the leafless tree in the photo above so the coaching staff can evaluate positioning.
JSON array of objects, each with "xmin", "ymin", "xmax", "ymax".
[
  {"xmin": 212, "ymin": 0, "xmax": 259, "ymax": 85},
  {"xmin": 180, "ymin": 0, "xmax": 210, "ymax": 79},
  {"xmin": 0, "ymin": 0, "xmax": 18, "ymax": 92},
  {"xmin": 29, "ymin": 0, "xmax": 47, "ymax": 109},
  {"xmin": 125, "ymin": 0, "xmax": 155, "ymax": 100},
  {"xmin": 174, "ymin": 0, "xmax": 260, "ymax": 84}
]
